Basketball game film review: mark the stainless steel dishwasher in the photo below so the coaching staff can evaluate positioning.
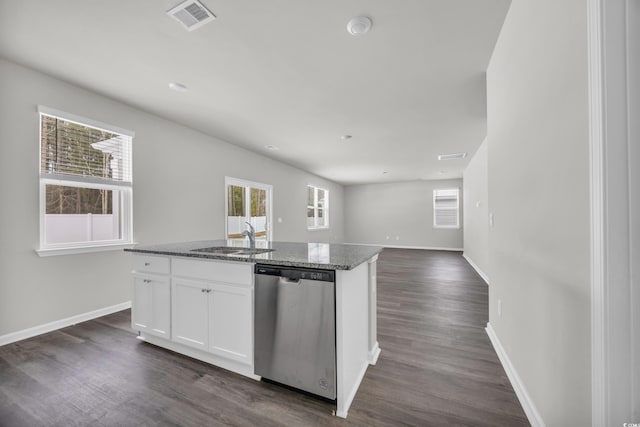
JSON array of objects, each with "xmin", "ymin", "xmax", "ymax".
[{"xmin": 254, "ymin": 264, "xmax": 336, "ymax": 399}]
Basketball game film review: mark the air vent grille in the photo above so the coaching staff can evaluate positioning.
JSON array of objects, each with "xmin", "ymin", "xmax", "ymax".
[
  {"xmin": 438, "ymin": 152, "xmax": 467, "ymax": 161},
  {"xmin": 167, "ymin": 0, "xmax": 215, "ymax": 32}
]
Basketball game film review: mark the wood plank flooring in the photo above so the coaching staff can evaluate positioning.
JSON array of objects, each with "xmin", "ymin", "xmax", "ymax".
[{"xmin": 0, "ymin": 249, "xmax": 528, "ymax": 426}]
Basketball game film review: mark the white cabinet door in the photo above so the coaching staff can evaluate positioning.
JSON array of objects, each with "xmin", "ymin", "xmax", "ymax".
[
  {"xmin": 172, "ymin": 278, "xmax": 209, "ymax": 351},
  {"xmin": 132, "ymin": 275, "xmax": 171, "ymax": 338},
  {"xmin": 208, "ymin": 283, "xmax": 252, "ymax": 364},
  {"xmin": 132, "ymin": 276, "xmax": 152, "ymax": 332}
]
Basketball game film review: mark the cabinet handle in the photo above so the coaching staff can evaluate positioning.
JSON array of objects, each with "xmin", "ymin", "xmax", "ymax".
[
  {"xmin": 144, "ymin": 262, "xmax": 151, "ymax": 266},
  {"xmin": 201, "ymin": 288, "xmax": 211, "ymax": 293},
  {"xmin": 207, "ymin": 289, "xmax": 212, "ymax": 293},
  {"xmin": 143, "ymin": 279, "xmax": 151, "ymax": 284}
]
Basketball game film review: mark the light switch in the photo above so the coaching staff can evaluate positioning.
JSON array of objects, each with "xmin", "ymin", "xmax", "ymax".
[{"xmin": 489, "ymin": 213, "xmax": 494, "ymax": 227}]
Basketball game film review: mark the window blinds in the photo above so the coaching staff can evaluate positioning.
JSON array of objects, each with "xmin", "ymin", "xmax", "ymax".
[
  {"xmin": 39, "ymin": 112, "xmax": 132, "ymax": 186},
  {"xmin": 433, "ymin": 188, "xmax": 460, "ymax": 228}
]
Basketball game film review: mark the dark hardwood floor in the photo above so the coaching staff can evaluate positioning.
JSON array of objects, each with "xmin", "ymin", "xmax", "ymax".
[{"xmin": 0, "ymin": 249, "xmax": 528, "ymax": 426}]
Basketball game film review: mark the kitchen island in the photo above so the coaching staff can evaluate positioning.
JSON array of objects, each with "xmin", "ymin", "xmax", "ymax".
[{"xmin": 125, "ymin": 240, "xmax": 382, "ymax": 418}]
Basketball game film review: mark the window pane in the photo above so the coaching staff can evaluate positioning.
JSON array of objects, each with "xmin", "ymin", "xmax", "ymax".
[
  {"xmin": 44, "ymin": 184, "xmax": 121, "ymax": 244},
  {"xmin": 40, "ymin": 115, "xmax": 131, "ymax": 182},
  {"xmin": 251, "ymin": 188, "xmax": 266, "ymax": 217},
  {"xmin": 250, "ymin": 188, "xmax": 267, "ymax": 238},
  {"xmin": 433, "ymin": 188, "xmax": 459, "ymax": 228},
  {"xmin": 317, "ymin": 189, "xmax": 326, "ymax": 208},
  {"xmin": 308, "ymin": 186, "xmax": 315, "ymax": 206},
  {"xmin": 307, "ymin": 207, "xmax": 315, "ymax": 227},
  {"xmin": 227, "ymin": 185, "xmax": 245, "ymax": 216},
  {"xmin": 318, "ymin": 209, "xmax": 327, "ymax": 227}
]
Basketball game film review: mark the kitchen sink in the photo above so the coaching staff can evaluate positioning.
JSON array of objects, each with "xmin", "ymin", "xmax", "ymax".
[{"xmin": 191, "ymin": 246, "xmax": 275, "ymax": 256}]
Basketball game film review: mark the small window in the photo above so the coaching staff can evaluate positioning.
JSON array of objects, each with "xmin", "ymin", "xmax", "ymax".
[
  {"xmin": 307, "ymin": 185, "xmax": 329, "ymax": 230},
  {"xmin": 433, "ymin": 188, "xmax": 460, "ymax": 229},
  {"xmin": 38, "ymin": 106, "xmax": 134, "ymax": 255}
]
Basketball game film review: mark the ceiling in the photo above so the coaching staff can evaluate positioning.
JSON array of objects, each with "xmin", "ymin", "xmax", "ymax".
[{"xmin": 0, "ymin": 0, "xmax": 510, "ymax": 185}]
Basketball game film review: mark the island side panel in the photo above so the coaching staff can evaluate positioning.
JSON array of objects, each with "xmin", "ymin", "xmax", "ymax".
[
  {"xmin": 335, "ymin": 262, "xmax": 370, "ymax": 418},
  {"xmin": 368, "ymin": 255, "xmax": 381, "ymax": 364}
]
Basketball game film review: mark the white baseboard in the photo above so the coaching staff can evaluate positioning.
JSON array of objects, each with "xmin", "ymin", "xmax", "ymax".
[
  {"xmin": 0, "ymin": 301, "xmax": 131, "ymax": 347},
  {"xmin": 368, "ymin": 342, "xmax": 381, "ymax": 365},
  {"xmin": 486, "ymin": 323, "xmax": 545, "ymax": 427},
  {"xmin": 345, "ymin": 242, "xmax": 463, "ymax": 251},
  {"xmin": 336, "ymin": 360, "xmax": 370, "ymax": 418},
  {"xmin": 462, "ymin": 253, "xmax": 490, "ymax": 284}
]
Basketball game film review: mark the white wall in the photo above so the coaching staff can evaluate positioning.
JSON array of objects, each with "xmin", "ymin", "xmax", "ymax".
[
  {"xmin": 462, "ymin": 139, "xmax": 489, "ymax": 281},
  {"xmin": 486, "ymin": 0, "xmax": 590, "ymax": 425},
  {"xmin": 0, "ymin": 58, "xmax": 344, "ymax": 337},
  {"xmin": 344, "ymin": 179, "xmax": 463, "ymax": 249}
]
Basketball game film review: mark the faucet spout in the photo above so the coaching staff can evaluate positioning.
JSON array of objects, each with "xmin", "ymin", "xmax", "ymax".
[{"xmin": 242, "ymin": 221, "xmax": 256, "ymax": 248}]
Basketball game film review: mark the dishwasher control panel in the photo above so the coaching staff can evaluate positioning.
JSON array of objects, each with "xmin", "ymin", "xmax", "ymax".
[{"xmin": 254, "ymin": 264, "xmax": 335, "ymax": 282}]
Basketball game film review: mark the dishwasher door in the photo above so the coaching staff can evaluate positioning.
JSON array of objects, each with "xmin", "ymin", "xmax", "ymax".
[{"xmin": 254, "ymin": 264, "xmax": 336, "ymax": 399}]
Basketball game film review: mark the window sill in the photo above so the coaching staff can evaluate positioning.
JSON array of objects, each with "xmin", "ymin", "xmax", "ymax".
[
  {"xmin": 433, "ymin": 226, "xmax": 461, "ymax": 230},
  {"xmin": 307, "ymin": 227, "xmax": 330, "ymax": 231},
  {"xmin": 36, "ymin": 242, "xmax": 136, "ymax": 257}
]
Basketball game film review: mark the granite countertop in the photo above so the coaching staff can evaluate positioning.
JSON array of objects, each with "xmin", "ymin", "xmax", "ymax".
[{"xmin": 125, "ymin": 240, "xmax": 383, "ymax": 270}]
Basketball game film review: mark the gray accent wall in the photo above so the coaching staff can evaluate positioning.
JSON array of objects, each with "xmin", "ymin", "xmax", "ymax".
[
  {"xmin": 0, "ymin": 58, "xmax": 344, "ymax": 337},
  {"xmin": 462, "ymin": 139, "xmax": 489, "ymax": 281},
  {"xmin": 486, "ymin": 0, "xmax": 590, "ymax": 425},
  {"xmin": 344, "ymin": 179, "xmax": 463, "ymax": 249}
]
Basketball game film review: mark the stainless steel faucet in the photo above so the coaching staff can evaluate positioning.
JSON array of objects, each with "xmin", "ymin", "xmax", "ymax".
[{"xmin": 242, "ymin": 221, "xmax": 256, "ymax": 248}]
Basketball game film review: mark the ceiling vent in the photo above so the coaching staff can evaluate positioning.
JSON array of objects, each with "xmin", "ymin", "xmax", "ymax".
[
  {"xmin": 167, "ymin": 0, "xmax": 215, "ymax": 32},
  {"xmin": 438, "ymin": 152, "xmax": 467, "ymax": 160}
]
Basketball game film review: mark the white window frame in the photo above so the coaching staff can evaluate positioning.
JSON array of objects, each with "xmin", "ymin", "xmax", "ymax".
[
  {"xmin": 37, "ymin": 106, "xmax": 134, "ymax": 256},
  {"xmin": 224, "ymin": 177, "xmax": 273, "ymax": 242},
  {"xmin": 307, "ymin": 185, "xmax": 329, "ymax": 230},
  {"xmin": 433, "ymin": 188, "xmax": 460, "ymax": 229}
]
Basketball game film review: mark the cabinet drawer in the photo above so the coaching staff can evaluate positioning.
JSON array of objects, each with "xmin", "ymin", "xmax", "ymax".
[
  {"xmin": 132, "ymin": 254, "xmax": 170, "ymax": 275},
  {"xmin": 172, "ymin": 258, "xmax": 252, "ymax": 286}
]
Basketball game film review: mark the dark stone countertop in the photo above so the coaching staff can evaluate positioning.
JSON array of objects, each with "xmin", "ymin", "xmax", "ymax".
[{"xmin": 125, "ymin": 240, "xmax": 383, "ymax": 271}]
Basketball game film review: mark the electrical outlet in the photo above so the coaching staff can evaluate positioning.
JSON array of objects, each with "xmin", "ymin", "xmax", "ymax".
[
  {"xmin": 498, "ymin": 299, "xmax": 502, "ymax": 318},
  {"xmin": 386, "ymin": 235, "xmax": 390, "ymax": 240},
  {"xmin": 489, "ymin": 213, "xmax": 495, "ymax": 227},
  {"xmin": 395, "ymin": 236, "xmax": 400, "ymax": 240}
]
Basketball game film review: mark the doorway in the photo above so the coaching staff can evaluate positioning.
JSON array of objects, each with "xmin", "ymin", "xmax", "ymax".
[{"xmin": 225, "ymin": 177, "xmax": 273, "ymax": 243}]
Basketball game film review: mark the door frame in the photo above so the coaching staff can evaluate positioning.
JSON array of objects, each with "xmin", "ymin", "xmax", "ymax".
[
  {"xmin": 588, "ymin": 0, "xmax": 639, "ymax": 424},
  {"xmin": 224, "ymin": 177, "xmax": 273, "ymax": 241}
]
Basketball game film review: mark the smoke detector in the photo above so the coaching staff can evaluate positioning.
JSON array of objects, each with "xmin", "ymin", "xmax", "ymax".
[
  {"xmin": 347, "ymin": 16, "xmax": 372, "ymax": 36},
  {"xmin": 167, "ymin": 0, "xmax": 215, "ymax": 32}
]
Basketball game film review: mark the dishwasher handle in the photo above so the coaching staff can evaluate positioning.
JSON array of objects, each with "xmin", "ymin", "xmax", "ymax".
[{"xmin": 279, "ymin": 277, "xmax": 301, "ymax": 285}]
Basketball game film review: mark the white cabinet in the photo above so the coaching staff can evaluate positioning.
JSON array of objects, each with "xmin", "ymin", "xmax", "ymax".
[
  {"xmin": 130, "ymin": 254, "xmax": 254, "ymax": 376},
  {"xmin": 172, "ymin": 278, "xmax": 210, "ymax": 351},
  {"xmin": 131, "ymin": 254, "xmax": 171, "ymax": 339},
  {"xmin": 171, "ymin": 258, "xmax": 253, "ymax": 365},
  {"xmin": 132, "ymin": 275, "xmax": 171, "ymax": 338},
  {"xmin": 208, "ymin": 283, "xmax": 252, "ymax": 363}
]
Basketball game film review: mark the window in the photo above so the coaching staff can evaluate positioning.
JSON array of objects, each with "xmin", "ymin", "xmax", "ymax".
[
  {"xmin": 307, "ymin": 185, "xmax": 329, "ymax": 229},
  {"xmin": 225, "ymin": 177, "xmax": 272, "ymax": 241},
  {"xmin": 38, "ymin": 106, "xmax": 134, "ymax": 255},
  {"xmin": 433, "ymin": 188, "xmax": 460, "ymax": 229}
]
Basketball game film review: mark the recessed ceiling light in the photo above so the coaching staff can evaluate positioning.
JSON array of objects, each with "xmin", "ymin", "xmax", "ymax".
[
  {"xmin": 347, "ymin": 16, "xmax": 372, "ymax": 36},
  {"xmin": 265, "ymin": 145, "xmax": 279, "ymax": 150},
  {"xmin": 438, "ymin": 152, "xmax": 467, "ymax": 160},
  {"xmin": 168, "ymin": 82, "xmax": 187, "ymax": 92},
  {"xmin": 341, "ymin": 135, "xmax": 352, "ymax": 141}
]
